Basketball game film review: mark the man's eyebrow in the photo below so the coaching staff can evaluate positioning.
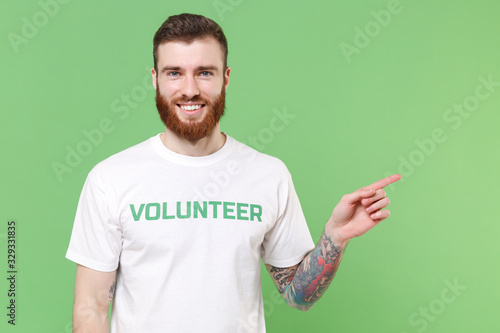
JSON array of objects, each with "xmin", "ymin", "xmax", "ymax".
[
  {"xmin": 161, "ymin": 66, "xmax": 181, "ymax": 73},
  {"xmin": 197, "ymin": 66, "xmax": 218, "ymax": 71},
  {"xmin": 160, "ymin": 65, "xmax": 219, "ymax": 72}
]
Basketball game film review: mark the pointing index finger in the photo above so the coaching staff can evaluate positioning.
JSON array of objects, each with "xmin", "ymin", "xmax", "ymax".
[{"xmin": 365, "ymin": 174, "xmax": 401, "ymax": 191}]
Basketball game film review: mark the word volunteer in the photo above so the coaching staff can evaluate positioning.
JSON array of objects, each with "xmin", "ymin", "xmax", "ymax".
[{"xmin": 130, "ymin": 201, "xmax": 263, "ymax": 222}]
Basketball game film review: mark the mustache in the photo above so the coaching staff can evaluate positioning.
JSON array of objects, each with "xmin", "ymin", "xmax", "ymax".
[{"xmin": 173, "ymin": 98, "xmax": 208, "ymax": 104}]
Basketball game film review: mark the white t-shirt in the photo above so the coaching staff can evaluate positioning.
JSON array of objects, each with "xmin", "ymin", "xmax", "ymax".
[{"xmin": 66, "ymin": 133, "xmax": 315, "ymax": 333}]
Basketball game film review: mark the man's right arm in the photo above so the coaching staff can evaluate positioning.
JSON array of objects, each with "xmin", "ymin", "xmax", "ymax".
[{"xmin": 73, "ymin": 264, "xmax": 116, "ymax": 333}]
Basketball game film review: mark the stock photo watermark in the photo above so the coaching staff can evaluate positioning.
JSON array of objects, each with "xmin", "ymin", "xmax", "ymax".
[
  {"xmin": 190, "ymin": 106, "xmax": 294, "ymax": 203},
  {"xmin": 6, "ymin": 220, "xmax": 17, "ymax": 325},
  {"xmin": 213, "ymin": 0, "xmax": 244, "ymax": 21},
  {"xmin": 246, "ymin": 106, "xmax": 295, "ymax": 151},
  {"xmin": 51, "ymin": 320, "xmax": 72, "ymax": 333},
  {"xmin": 339, "ymin": 0, "xmax": 415, "ymax": 64},
  {"xmin": 51, "ymin": 69, "xmax": 154, "ymax": 182},
  {"xmin": 237, "ymin": 288, "xmax": 285, "ymax": 332},
  {"xmin": 384, "ymin": 74, "xmax": 498, "ymax": 192},
  {"xmin": 400, "ymin": 278, "xmax": 467, "ymax": 333},
  {"xmin": 7, "ymin": 0, "xmax": 72, "ymax": 53},
  {"xmin": 192, "ymin": 159, "xmax": 244, "ymax": 203}
]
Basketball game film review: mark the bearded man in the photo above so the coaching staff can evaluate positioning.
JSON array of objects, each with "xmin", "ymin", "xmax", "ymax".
[{"xmin": 66, "ymin": 13, "xmax": 400, "ymax": 333}]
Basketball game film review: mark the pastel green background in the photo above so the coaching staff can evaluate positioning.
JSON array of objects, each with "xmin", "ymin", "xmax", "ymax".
[{"xmin": 1, "ymin": 0, "xmax": 499, "ymax": 332}]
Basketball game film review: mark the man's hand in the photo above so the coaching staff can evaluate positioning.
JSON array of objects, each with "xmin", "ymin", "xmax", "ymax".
[
  {"xmin": 267, "ymin": 174, "xmax": 401, "ymax": 311},
  {"xmin": 328, "ymin": 174, "xmax": 401, "ymax": 245}
]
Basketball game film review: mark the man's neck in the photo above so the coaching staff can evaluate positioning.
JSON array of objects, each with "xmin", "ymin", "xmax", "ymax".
[{"xmin": 160, "ymin": 125, "xmax": 226, "ymax": 157}]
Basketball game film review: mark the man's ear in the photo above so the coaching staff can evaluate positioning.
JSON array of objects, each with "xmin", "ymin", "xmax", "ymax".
[
  {"xmin": 151, "ymin": 68, "xmax": 157, "ymax": 90},
  {"xmin": 224, "ymin": 67, "xmax": 231, "ymax": 91}
]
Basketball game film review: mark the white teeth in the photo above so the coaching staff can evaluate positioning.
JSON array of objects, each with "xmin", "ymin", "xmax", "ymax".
[{"xmin": 180, "ymin": 104, "xmax": 202, "ymax": 111}]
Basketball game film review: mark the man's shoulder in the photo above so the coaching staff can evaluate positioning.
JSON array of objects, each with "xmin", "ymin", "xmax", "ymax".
[
  {"xmin": 89, "ymin": 135, "xmax": 156, "ymax": 177},
  {"xmin": 229, "ymin": 136, "xmax": 290, "ymax": 175}
]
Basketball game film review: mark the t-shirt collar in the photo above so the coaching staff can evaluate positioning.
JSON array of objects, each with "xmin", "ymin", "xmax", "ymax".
[{"xmin": 150, "ymin": 132, "xmax": 234, "ymax": 166}]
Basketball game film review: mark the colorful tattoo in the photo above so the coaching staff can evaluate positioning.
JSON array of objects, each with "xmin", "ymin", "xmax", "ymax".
[
  {"xmin": 276, "ymin": 232, "xmax": 343, "ymax": 310},
  {"xmin": 269, "ymin": 266, "xmax": 297, "ymax": 294}
]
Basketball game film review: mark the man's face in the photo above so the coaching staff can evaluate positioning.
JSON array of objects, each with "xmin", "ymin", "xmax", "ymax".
[{"xmin": 152, "ymin": 37, "xmax": 230, "ymax": 141}]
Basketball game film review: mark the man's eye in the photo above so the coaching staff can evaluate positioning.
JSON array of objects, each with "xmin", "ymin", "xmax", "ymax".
[
  {"xmin": 200, "ymin": 71, "xmax": 212, "ymax": 77},
  {"xmin": 167, "ymin": 71, "xmax": 180, "ymax": 77}
]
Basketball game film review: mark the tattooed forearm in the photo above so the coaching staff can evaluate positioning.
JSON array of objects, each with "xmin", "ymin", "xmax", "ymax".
[
  {"xmin": 284, "ymin": 232, "xmax": 343, "ymax": 310},
  {"xmin": 269, "ymin": 266, "xmax": 297, "ymax": 293}
]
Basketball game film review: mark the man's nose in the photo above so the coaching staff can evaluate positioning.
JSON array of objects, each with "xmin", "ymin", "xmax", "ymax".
[{"xmin": 180, "ymin": 76, "xmax": 200, "ymax": 99}]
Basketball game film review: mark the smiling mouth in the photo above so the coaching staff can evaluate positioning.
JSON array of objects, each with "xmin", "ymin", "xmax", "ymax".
[
  {"xmin": 178, "ymin": 104, "xmax": 204, "ymax": 111},
  {"xmin": 176, "ymin": 103, "xmax": 206, "ymax": 117}
]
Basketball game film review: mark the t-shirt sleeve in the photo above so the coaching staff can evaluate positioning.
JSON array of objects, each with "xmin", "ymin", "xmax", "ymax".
[
  {"xmin": 261, "ymin": 169, "xmax": 315, "ymax": 267},
  {"xmin": 65, "ymin": 172, "xmax": 122, "ymax": 272}
]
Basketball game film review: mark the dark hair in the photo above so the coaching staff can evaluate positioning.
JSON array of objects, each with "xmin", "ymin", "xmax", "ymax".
[{"xmin": 153, "ymin": 13, "xmax": 228, "ymax": 73}]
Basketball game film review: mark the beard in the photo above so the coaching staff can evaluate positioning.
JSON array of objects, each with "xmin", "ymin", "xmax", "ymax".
[{"xmin": 155, "ymin": 84, "xmax": 226, "ymax": 141}]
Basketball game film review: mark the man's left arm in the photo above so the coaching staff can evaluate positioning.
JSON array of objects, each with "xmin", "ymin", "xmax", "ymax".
[{"xmin": 266, "ymin": 174, "xmax": 401, "ymax": 311}]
